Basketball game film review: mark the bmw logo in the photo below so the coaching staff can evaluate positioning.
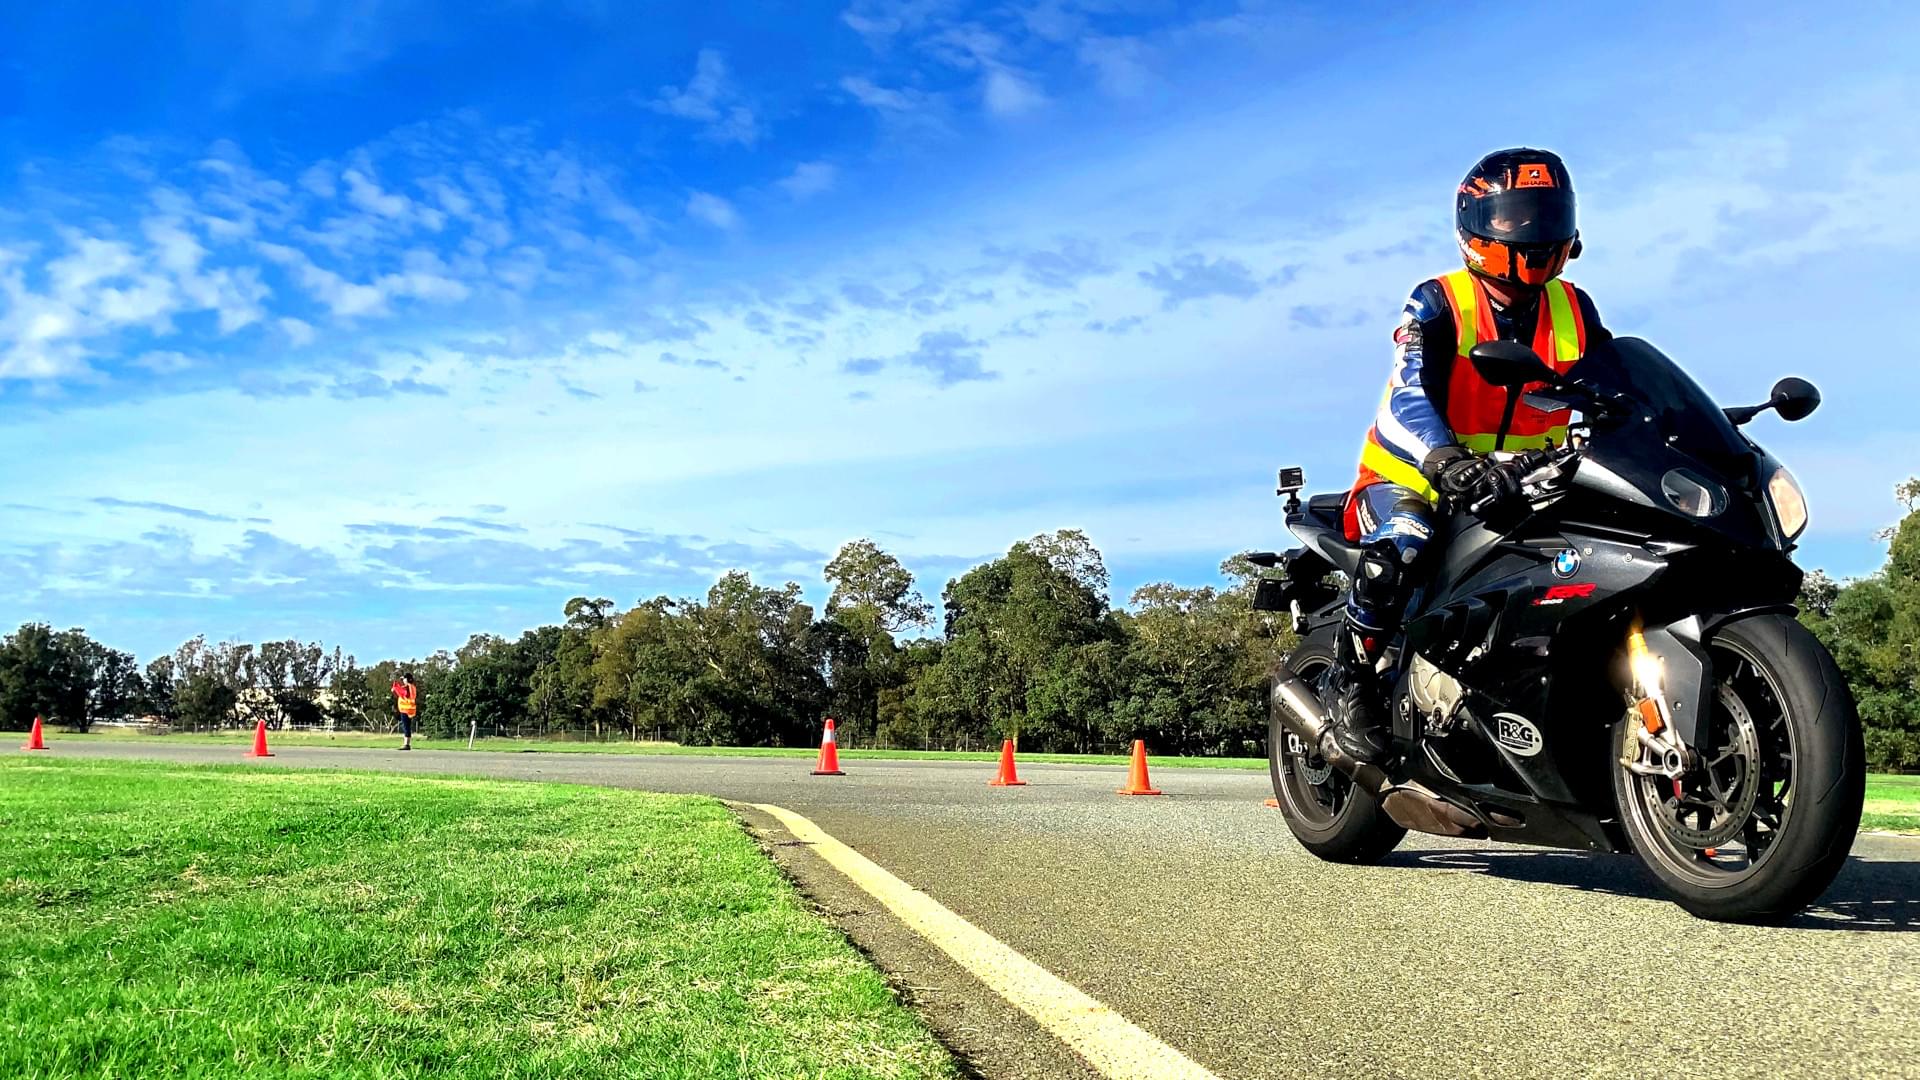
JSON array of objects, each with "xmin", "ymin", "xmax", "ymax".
[{"xmin": 1552, "ymin": 548, "xmax": 1581, "ymax": 578}]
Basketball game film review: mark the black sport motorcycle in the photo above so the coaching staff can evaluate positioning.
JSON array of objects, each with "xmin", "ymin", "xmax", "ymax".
[{"xmin": 1252, "ymin": 337, "xmax": 1864, "ymax": 923}]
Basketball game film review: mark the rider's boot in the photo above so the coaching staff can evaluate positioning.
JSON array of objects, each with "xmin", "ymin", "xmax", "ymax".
[{"xmin": 1326, "ymin": 618, "xmax": 1395, "ymax": 766}]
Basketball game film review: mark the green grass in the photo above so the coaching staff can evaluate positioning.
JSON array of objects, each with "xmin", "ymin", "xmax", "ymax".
[
  {"xmin": 67, "ymin": 728, "xmax": 1271, "ymax": 770},
  {"xmin": 1864, "ymin": 773, "xmax": 1920, "ymax": 833},
  {"xmin": 0, "ymin": 758, "xmax": 954, "ymax": 1079}
]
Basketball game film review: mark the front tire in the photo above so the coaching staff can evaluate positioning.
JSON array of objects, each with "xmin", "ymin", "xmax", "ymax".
[
  {"xmin": 1613, "ymin": 613, "xmax": 1864, "ymax": 923},
  {"xmin": 1270, "ymin": 631, "xmax": 1405, "ymax": 863}
]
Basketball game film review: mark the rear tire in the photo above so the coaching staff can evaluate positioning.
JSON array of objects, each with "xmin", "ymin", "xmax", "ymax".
[
  {"xmin": 1270, "ymin": 631, "xmax": 1406, "ymax": 864},
  {"xmin": 1613, "ymin": 613, "xmax": 1864, "ymax": 923}
]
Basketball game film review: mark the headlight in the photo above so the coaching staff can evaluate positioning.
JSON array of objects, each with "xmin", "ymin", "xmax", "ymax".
[
  {"xmin": 1660, "ymin": 468, "xmax": 1726, "ymax": 517},
  {"xmin": 1768, "ymin": 465, "xmax": 1808, "ymax": 539}
]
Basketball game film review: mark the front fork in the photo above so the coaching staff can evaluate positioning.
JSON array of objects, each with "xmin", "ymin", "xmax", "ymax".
[{"xmin": 1619, "ymin": 614, "xmax": 1704, "ymax": 783}]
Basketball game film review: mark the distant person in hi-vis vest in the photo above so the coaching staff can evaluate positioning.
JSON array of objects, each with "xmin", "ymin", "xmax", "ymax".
[
  {"xmin": 1328, "ymin": 148, "xmax": 1613, "ymax": 766},
  {"xmin": 390, "ymin": 673, "xmax": 418, "ymax": 750}
]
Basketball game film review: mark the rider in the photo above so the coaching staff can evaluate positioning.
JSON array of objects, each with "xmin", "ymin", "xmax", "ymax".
[{"xmin": 1328, "ymin": 147, "xmax": 1612, "ymax": 765}]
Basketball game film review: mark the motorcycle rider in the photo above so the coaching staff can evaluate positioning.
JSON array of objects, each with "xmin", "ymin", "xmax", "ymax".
[{"xmin": 1328, "ymin": 147, "xmax": 1612, "ymax": 765}]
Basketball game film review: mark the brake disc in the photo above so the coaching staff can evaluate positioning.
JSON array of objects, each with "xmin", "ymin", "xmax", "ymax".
[
  {"xmin": 1286, "ymin": 732, "xmax": 1333, "ymax": 786},
  {"xmin": 1650, "ymin": 682, "xmax": 1762, "ymax": 849}
]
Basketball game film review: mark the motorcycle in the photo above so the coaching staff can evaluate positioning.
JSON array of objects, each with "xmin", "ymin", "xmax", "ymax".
[{"xmin": 1251, "ymin": 336, "xmax": 1864, "ymax": 923}]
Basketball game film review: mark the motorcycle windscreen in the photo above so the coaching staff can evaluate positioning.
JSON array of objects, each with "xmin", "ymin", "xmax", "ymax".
[{"xmin": 1573, "ymin": 338, "xmax": 1754, "ymax": 472}]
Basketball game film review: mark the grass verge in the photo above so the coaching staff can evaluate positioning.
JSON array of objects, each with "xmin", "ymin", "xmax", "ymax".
[
  {"xmin": 0, "ymin": 758, "xmax": 954, "ymax": 1079},
  {"xmin": 1864, "ymin": 773, "xmax": 1920, "ymax": 833},
  {"xmin": 64, "ymin": 728, "xmax": 1271, "ymax": 770}
]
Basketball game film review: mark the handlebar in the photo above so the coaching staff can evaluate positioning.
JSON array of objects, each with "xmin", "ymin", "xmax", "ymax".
[{"xmin": 1462, "ymin": 443, "xmax": 1582, "ymax": 519}]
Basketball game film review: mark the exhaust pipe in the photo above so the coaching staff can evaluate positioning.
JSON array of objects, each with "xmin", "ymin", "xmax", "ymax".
[
  {"xmin": 1270, "ymin": 670, "xmax": 1395, "ymax": 798},
  {"xmin": 1270, "ymin": 669, "xmax": 1484, "ymax": 838}
]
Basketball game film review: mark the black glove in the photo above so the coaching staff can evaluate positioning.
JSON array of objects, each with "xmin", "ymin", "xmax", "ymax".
[{"xmin": 1422, "ymin": 446, "xmax": 1521, "ymax": 511}]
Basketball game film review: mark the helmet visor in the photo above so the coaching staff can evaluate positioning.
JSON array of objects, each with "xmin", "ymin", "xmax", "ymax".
[{"xmin": 1460, "ymin": 188, "xmax": 1576, "ymax": 244}]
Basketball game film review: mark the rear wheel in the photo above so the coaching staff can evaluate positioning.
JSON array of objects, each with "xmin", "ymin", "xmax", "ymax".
[
  {"xmin": 1270, "ymin": 632, "xmax": 1405, "ymax": 863},
  {"xmin": 1613, "ymin": 613, "xmax": 1864, "ymax": 923}
]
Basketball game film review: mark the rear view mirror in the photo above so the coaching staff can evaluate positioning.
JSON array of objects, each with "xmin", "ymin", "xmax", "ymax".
[
  {"xmin": 1771, "ymin": 377, "xmax": 1820, "ymax": 422},
  {"xmin": 1468, "ymin": 341, "xmax": 1558, "ymax": 390},
  {"xmin": 1727, "ymin": 376, "xmax": 1821, "ymax": 426}
]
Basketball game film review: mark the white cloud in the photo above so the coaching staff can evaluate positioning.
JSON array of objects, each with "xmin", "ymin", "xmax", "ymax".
[
  {"xmin": 299, "ymin": 163, "xmax": 337, "ymax": 198},
  {"xmin": 1079, "ymin": 35, "xmax": 1153, "ymax": 99},
  {"xmin": 133, "ymin": 350, "xmax": 195, "ymax": 374},
  {"xmin": 840, "ymin": 75, "xmax": 924, "ymax": 112},
  {"xmin": 777, "ymin": 161, "xmax": 838, "ymax": 201},
  {"xmin": 841, "ymin": 0, "xmax": 952, "ymax": 41},
  {"xmin": 0, "ymin": 216, "xmax": 270, "ymax": 378},
  {"xmin": 686, "ymin": 191, "xmax": 742, "ymax": 231},
  {"xmin": 278, "ymin": 317, "xmax": 316, "ymax": 347},
  {"xmin": 341, "ymin": 168, "xmax": 413, "ymax": 220},
  {"xmin": 257, "ymin": 241, "xmax": 388, "ymax": 317},
  {"xmin": 648, "ymin": 48, "xmax": 761, "ymax": 146},
  {"xmin": 982, "ymin": 67, "xmax": 1045, "ymax": 116}
]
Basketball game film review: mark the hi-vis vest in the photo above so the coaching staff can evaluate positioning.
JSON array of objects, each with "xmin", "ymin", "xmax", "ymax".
[
  {"xmin": 393, "ymin": 682, "xmax": 417, "ymax": 717},
  {"xmin": 1356, "ymin": 268, "xmax": 1587, "ymax": 501}
]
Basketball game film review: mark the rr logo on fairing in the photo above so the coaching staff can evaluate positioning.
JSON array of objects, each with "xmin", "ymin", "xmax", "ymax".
[
  {"xmin": 1491, "ymin": 713, "xmax": 1544, "ymax": 757},
  {"xmin": 1552, "ymin": 548, "xmax": 1581, "ymax": 577},
  {"xmin": 1531, "ymin": 582, "xmax": 1597, "ymax": 606}
]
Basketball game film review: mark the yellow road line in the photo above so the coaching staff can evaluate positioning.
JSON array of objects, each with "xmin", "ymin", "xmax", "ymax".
[{"xmin": 750, "ymin": 802, "xmax": 1222, "ymax": 1080}]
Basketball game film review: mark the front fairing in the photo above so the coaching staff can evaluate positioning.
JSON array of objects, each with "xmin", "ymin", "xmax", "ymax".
[{"xmin": 1563, "ymin": 338, "xmax": 1779, "ymax": 551}]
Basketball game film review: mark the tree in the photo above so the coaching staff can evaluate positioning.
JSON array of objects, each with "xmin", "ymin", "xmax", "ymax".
[
  {"xmin": 818, "ymin": 540, "xmax": 931, "ymax": 740},
  {"xmin": 591, "ymin": 600, "xmax": 692, "ymax": 741},
  {"xmin": 89, "ymin": 645, "xmax": 143, "ymax": 728},
  {"xmin": 1797, "ymin": 569, "xmax": 1840, "ymax": 620},
  {"xmin": 142, "ymin": 656, "xmax": 178, "ymax": 722},
  {"xmin": 932, "ymin": 531, "xmax": 1121, "ymax": 748},
  {"xmin": 0, "ymin": 624, "xmax": 75, "ymax": 730},
  {"xmin": 825, "ymin": 539, "xmax": 931, "ymax": 632},
  {"xmin": 1802, "ymin": 479, "xmax": 1920, "ymax": 771},
  {"xmin": 326, "ymin": 655, "xmax": 383, "ymax": 730}
]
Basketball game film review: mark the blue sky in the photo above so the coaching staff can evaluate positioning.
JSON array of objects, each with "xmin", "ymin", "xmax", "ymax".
[{"xmin": 2, "ymin": 1, "xmax": 1916, "ymax": 662}]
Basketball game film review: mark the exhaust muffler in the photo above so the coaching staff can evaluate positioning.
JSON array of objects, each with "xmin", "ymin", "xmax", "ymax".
[{"xmin": 1270, "ymin": 669, "xmax": 1484, "ymax": 838}]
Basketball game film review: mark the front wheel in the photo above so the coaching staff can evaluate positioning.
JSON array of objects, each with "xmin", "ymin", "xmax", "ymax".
[
  {"xmin": 1613, "ymin": 613, "xmax": 1864, "ymax": 923},
  {"xmin": 1270, "ymin": 632, "xmax": 1405, "ymax": 863}
]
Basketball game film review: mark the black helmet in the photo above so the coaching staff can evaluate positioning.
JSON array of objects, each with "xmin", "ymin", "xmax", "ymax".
[{"xmin": 1456, "ymin": 148, "xmax": 1579, "ymax": 288}]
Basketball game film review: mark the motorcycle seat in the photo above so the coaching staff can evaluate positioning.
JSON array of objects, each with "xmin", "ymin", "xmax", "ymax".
[
  {"xmin": 1306, "ymin": 492, "xmax": 1348, "ymax": 525},
  {"xmin": 1296, "ymin": 492, "xmax": 1363, "ymax": 576}
]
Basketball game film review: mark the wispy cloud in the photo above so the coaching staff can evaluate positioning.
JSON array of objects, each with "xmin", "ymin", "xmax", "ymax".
[
  {"xmin": 686, "ymin": 190, "xmax": 742, "ymax": 230},
  {"xmin": 91, "ymin": 497, "xmax": 235, "ymax": 523},
  {"xmin": 840, "ymin": 75, "xmax": 930, "ymax": 113},
  {"xmin": 1136, "ymin": 254, "xmax": 1263, "ymax": 309},
  {"xmin": 843, "ymin": 329, "xmax": 995, "ymax": 387},
  {"xmin": 778, "ymin": 161, "xmax": 838, "ymax": 201},
  {"xmin": 647, "ymin": 48, "xmax": 761, "ymax": 146},
  {"xmin": 434, "ymin": 516, "xmax": 527, "ymax": 534}
]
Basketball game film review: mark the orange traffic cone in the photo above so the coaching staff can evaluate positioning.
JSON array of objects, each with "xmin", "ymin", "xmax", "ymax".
[
  {"xmin": 810, "ymin": 717, "xmax": 844, "ymax": 776},
  {"xmin": 21, "ymin": 714, "xmax": 48, "ymax": 751},
  {"xmin": 248, "ymin": 719, "xmax": 273, "ymax": 758},
  {"xmin": 988, "ymin": 739, "xmax": 1026, "ymax": 787},
  {"xmin": 1117, "ymin": 739, "xmax": 1163, "ymax": 796}
]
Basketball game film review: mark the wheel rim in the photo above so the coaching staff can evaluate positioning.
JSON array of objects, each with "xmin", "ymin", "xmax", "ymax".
[
  {"xmin": 1278, "ymin": 656, "xmax": 1352, "ymax": 825},
  {"xmin": 1626, "ymin": 637, "xmax": 1797, "ymax": 884}
]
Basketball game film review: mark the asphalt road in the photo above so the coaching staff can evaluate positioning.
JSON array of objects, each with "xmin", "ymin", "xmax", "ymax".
[{"xmin": 49, "ymin": 740, "xmax": 1920, "ymax": 1079}]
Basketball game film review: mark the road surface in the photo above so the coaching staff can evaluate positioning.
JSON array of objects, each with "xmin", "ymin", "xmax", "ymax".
[{"xmin": 48, "ymin": 740, "xmax": 1920, "ymax": 1079}]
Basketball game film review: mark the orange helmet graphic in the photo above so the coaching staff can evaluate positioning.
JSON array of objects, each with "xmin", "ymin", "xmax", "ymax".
[{"xmin": 1456, "ymin": 148, "xmax": 1579, "ymax": 289}]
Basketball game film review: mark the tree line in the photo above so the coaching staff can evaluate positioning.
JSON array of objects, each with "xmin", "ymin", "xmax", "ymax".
[{"xmin": 5, "ymin": 483, "xmax": 1919, "ymax": 769}]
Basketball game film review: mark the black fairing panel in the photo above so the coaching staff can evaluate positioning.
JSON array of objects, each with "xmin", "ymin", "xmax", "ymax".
[{"xmin": 1398, "ymin": 513, "xmax": 1669, "ymax": 845}]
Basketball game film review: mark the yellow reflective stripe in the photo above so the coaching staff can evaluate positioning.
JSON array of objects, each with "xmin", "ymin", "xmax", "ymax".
[
  {"xmin": 1360, "ymin": 437, "xmax": 1438, "ymax": 502},
  {"xmin": 1545, "ymin": 278, "xmax": 1578, "ymax": 366},
  {"xmin": 1440, "ymin": 269, "xmax": 1477, "ymax": 356},
  {"xmin": 1459, "ymin": 428, "xmax": 1568, "ymax": 453}
]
